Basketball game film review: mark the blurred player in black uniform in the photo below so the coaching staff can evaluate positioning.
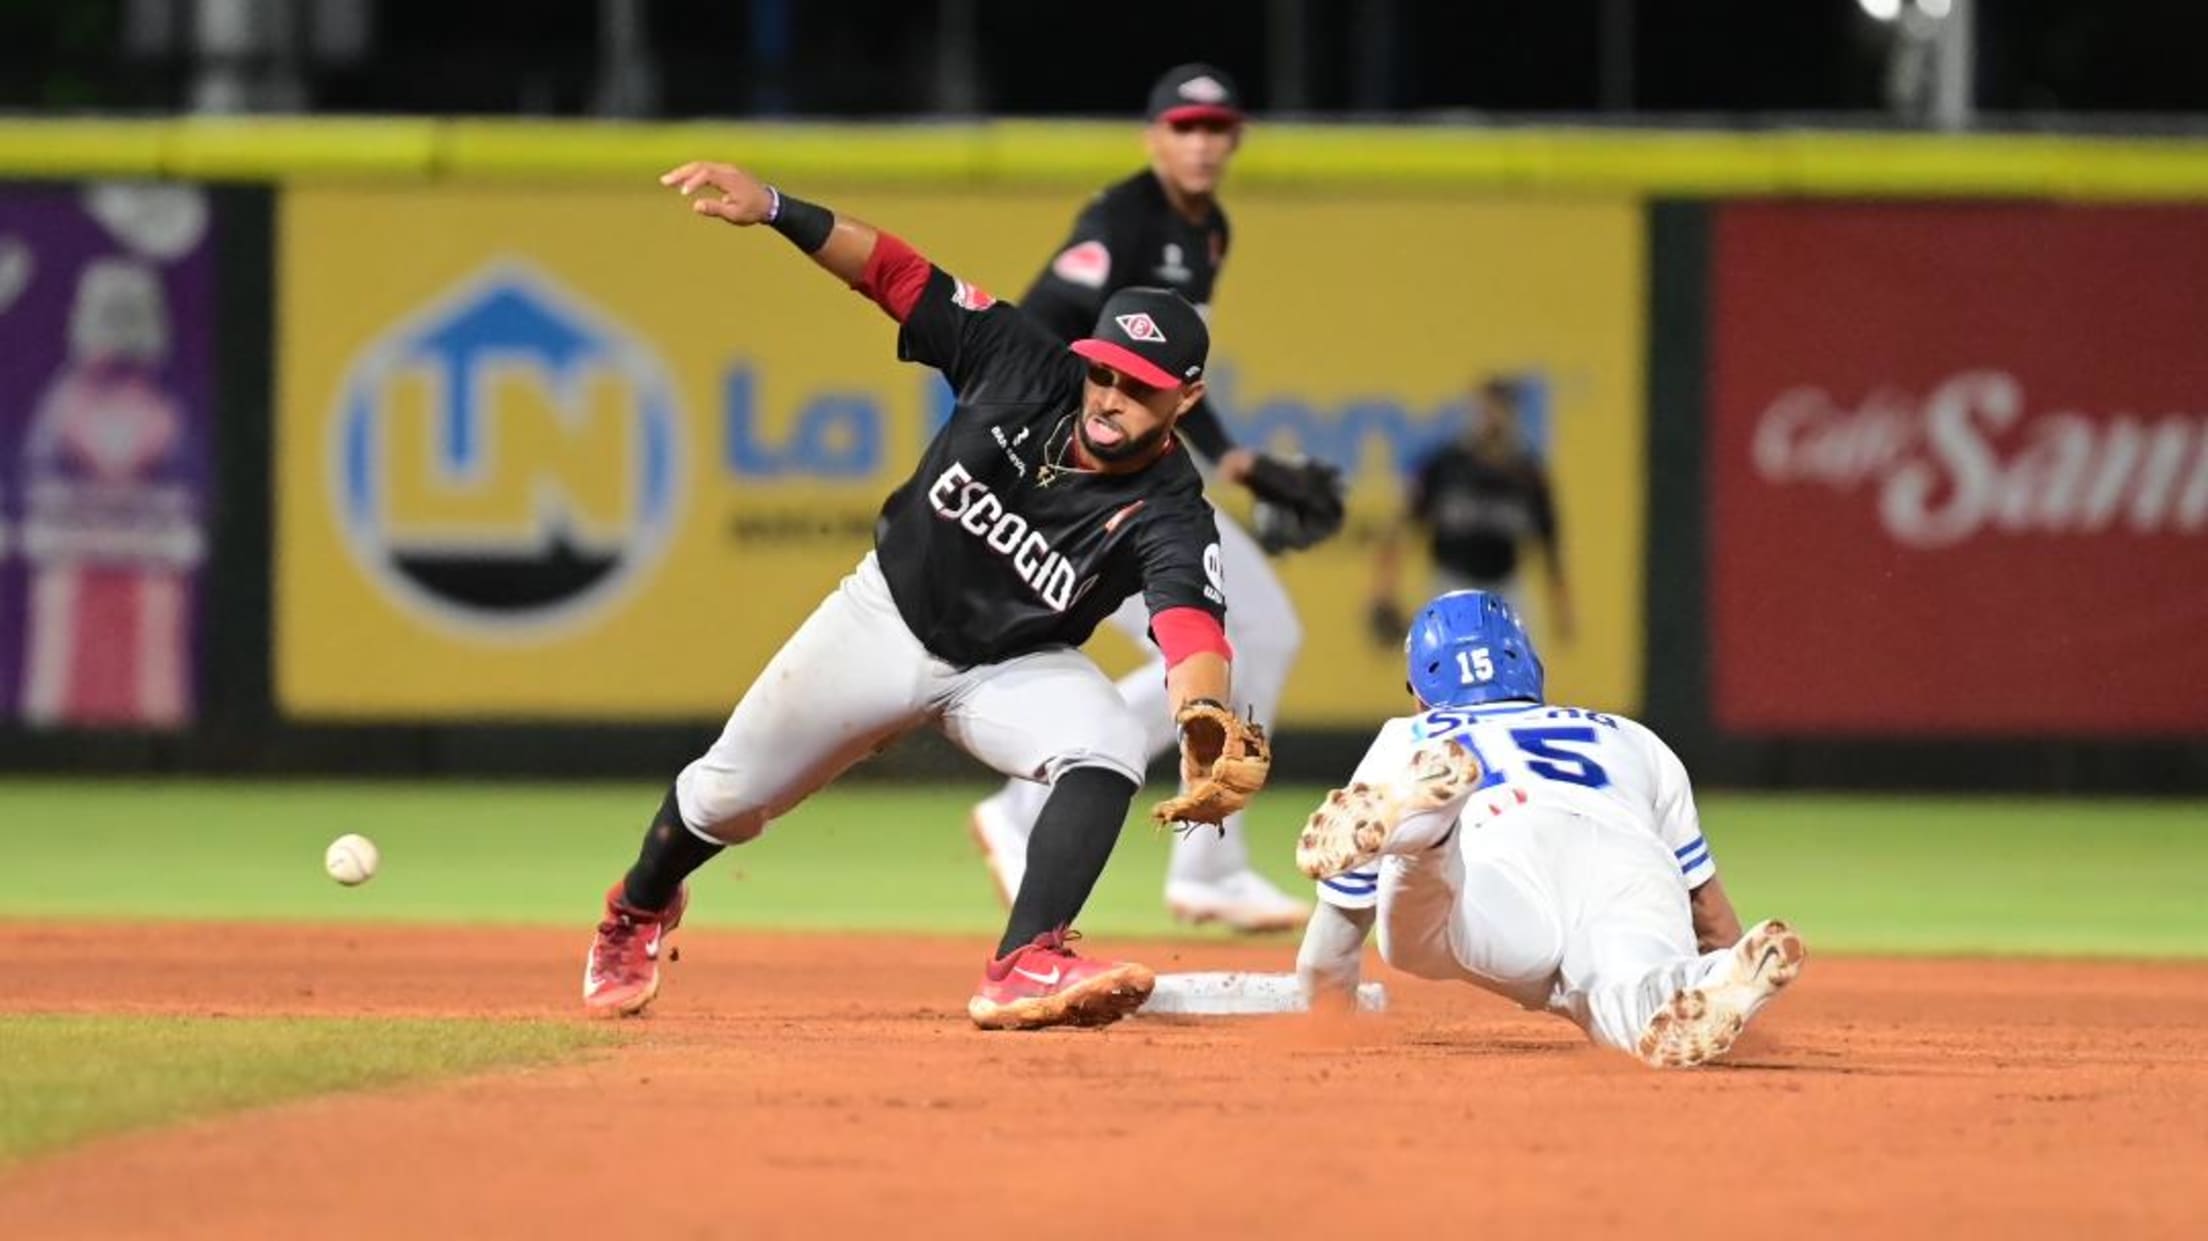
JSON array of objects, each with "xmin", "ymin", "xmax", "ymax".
[
  {"xmin": 970, "ymin": 64, "xmax": 1344, "ymax": 933},
  {"xmin": 584, "ymin": 159, "xmax": 1264, "ymax": 1031},
  {"xmin": 1370, "ymin": 375, "xmax": 1575, "ymax": 645}
]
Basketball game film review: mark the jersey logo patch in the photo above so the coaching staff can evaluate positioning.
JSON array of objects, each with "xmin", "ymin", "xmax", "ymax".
[
  {"xmin": 1179, "ymin": 76, "xmax": 1229, "ymax": 103},
  {"xmin": 1051, "ymin": 241, "xmax": 1111, "ymax": 289},
  {"xmin": 1115, "ymin": 312, "xmax": 1166, "ymax": 343},
  {"xmin": 1154, "ymin": 243, "xmax": 1192, "ymax": 285},
  {"xmin": 990, "ymin": 424, "xmax": 1031, "ymax": 477},
  {"xmin": 1201, "ymin": 541, "xmax": 1225, "ymax": 605},
  {"xmin": 950, "ymin": 278, "xmax": 996, "ymax": 311}
]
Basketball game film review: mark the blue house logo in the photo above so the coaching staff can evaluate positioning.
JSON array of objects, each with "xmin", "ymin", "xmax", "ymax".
[{"xmin": 331, "ymin": 264, "xmax": 683, "ymax": 636}]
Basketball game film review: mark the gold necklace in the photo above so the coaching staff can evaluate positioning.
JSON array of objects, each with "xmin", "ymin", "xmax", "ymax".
[{"xmin": 1035, "ymin": 413, "xmax": 1099, "ymax": 489}]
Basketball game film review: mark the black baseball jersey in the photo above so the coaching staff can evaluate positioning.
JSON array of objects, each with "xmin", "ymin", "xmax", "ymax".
[
  {"xmin": 873, "ymin": 266, "xmax": 1225, "ymax": 667},
  {"xmin": 1409, "ymin": 445, "xmax": 1559, "ymax": 583},
  {"xmin": 1022, "ymin": 170, "xmax": 1236, "ymax": 461}
]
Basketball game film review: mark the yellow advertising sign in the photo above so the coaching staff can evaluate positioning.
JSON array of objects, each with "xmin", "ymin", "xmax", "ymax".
[
  {"xmin": 1209, "ymin": 197, "xmax": 1646, "ymax": 721},
  {"xmin": 277, "ymin": 184, "xmax": 1641, "ymax": 721}
]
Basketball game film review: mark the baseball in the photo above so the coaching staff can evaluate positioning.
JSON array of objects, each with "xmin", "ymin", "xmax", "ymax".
[{"xmin": 324, "ymin": 834, "xmax": 380, "ymax": 886}]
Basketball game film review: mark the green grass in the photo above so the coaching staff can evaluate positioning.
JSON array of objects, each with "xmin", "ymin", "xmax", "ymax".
[
  {"xmin": 0, "ymin": 780, "xmax": 2202, "ymax": 957},
  {"xmin": 0, "ymin": 1014, "xmax": 615, "ymax": 1164},
  {"xmin": 1, "ymin": 784, "xmax": 2192, "ymax": 1168},
  {"xmin": 1690, "ymin": 795, "xmax": 2208, "ymax": 958}
]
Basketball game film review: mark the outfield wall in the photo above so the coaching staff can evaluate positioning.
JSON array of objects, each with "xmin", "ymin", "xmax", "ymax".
[
  {"xmin": 1, "ymin": 120, "xmax": 2203, "ymax": 790},
  {"xmin": 268, "ymin": 185, "xmax": 1643, "ymax": 726}
]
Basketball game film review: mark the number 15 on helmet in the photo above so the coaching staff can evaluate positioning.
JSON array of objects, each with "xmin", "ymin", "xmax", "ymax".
[{"xmin": 1404, "ymin": 590, "xmax": 1546, "ymax": 710}]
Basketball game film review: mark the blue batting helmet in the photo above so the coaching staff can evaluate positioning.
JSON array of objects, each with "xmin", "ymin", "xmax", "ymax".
[{"xmin": 1405, "ymin": 591, "xmax": 1545, "ymax": 709}]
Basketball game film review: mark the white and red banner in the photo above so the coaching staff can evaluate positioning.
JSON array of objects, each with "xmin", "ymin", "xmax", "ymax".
[
  {"xmin": 0, "ymin": 184, "xmax": 214, "ymax": 729},
  {"xmin": 1709, "ymin": 202, "xmax": 2208, "ymax": 735}
]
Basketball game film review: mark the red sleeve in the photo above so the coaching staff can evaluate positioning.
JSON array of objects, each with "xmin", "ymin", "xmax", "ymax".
[
  {"xmin": 854, "ymin": 231, "xmax": 931, "ymax": 322},
  {"xmin": 1152, "ymin": 607, "xmax": 1233, "ymax": 668}
]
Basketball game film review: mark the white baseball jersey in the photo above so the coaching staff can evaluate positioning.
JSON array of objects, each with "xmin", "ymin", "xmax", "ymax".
[{"xmin": 1317, "ymin": 700, "xmax": 1714, "ymax": 909}]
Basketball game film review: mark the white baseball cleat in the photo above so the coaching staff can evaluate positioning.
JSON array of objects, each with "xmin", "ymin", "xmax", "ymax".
[
  {"xmin": 1637, "ymin": 919, "xmax": 1808, "ymax": 1068},
  {"xmin": 967, "ymin": 794, "xmax": 1029, "ymax": 906},
  {"xmin": 1165, "ymin": 870, "xmax": 1310, "ymax": 933},
  {"xmin": 1295, "ymin": 740, "xmax": 1484, "ymax": 880}
]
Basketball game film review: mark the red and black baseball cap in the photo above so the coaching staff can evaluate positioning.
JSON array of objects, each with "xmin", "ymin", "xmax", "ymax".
[
  {"xmin": 1146, "ymin": 63, "xmax": 1246, "ymax": 126},
  {"xmin": 1070, "ymin": 287, "xmax": 1210, "ymax": 391}
]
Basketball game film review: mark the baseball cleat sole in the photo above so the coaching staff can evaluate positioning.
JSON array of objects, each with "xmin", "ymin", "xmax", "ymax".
[
  {"xmin": 1295, "ymin": 740, "xmax": 1482, "ymax": 880},
  {"xmin": 1637, "ymin": 919, "xmax": 1807, "ymax": 1068},
  {"xmin": 582, "ymin": 975, "xmax": 662, "ymax": 1019}
]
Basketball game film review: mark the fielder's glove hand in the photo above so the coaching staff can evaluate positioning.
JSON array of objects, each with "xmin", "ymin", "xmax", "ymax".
[
  {"xmin": 1151, "ymin": 699, "xmax": 1272, "ymax": 832},
  {"xmin": 1246, "ymin": 454, "xmax": 1347, "ymax": 555}
]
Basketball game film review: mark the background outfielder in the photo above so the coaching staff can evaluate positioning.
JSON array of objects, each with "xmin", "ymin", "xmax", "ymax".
[
  {"xmin": 970, "ymin": 64, "xmax": 1344, "ymax": 933},
  {"xmin": 582, "ymin": 160, "xmax": 1269, "ymax": 1032},
  {"xmin": 1369, "ymin": 375, "xmax": 1573, "ymax": 648},
  {"xmin": 1296, "ymin": 591, "xmax": 1805, "ymax": 1067}
]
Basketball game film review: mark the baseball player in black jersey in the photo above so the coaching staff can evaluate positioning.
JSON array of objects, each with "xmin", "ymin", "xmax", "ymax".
[
  {"xmin": 970, "ymin": 64, "xmax": 1345, "ymax": 933},
  {"xmin": 1370, "ymin": 375, "xmax": 1576, "ymax": 645},
  {"xmin": 582, "ymin": 158, "xmax": 1269, "ymax": 1032}
]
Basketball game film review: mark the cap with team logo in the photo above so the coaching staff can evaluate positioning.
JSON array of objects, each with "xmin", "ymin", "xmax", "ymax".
[
  {"xmin": 1146, "ymin": 63, "xmax": 1246, "ymax": 126},
  {"xmin": 1070, "ymin": 287, "xmax": 1210, "ymax": 391}
]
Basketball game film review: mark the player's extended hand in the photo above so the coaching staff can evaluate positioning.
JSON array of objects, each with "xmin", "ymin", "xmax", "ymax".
[
  {"xmin": 1151, "ymin": 700, "xmax": 1271, "ymax": 831},
  {"xmin": 659, "ymin": 161, "xmax": 776, "ymax": 226}
]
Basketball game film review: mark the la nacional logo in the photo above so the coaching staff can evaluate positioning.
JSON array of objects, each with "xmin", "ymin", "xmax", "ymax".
[{"xmin": 329, "ymin": 263, "xmax": 684, "ymax": 637}]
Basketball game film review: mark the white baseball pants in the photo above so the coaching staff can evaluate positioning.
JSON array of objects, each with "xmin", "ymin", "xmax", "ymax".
[
  {"xmin": 1374, "ymin": 805, "xmax": 1729, "ymax": 1053},
  {"xmin": 673, "ymin": 553, "xmax": 1147, "ymax": 843}
]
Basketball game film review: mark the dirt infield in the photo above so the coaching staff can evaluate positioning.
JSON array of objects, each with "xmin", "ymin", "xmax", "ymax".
[{"xmin": 3, "ymin": 923, "xmax": 2205, "ymax": 1240}]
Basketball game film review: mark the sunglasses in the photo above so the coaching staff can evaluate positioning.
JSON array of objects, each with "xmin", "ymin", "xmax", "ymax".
[{"xmin": 1085, "ymin": 363, "xmax": 1167, "ymax": 401}]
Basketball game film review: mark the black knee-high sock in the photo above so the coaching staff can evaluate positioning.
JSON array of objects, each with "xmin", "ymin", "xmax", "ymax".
[
  {"xmin": 621, "ymin": 787, "xmax": 723, "ymax": 913},
  {"xmin": 996, "ymin": 766, "xmax": 1138, "ymax": 958}
]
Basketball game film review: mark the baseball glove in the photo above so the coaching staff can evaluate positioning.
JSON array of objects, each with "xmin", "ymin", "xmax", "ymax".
[
  {"xmin": 1246, "ymin": 454, "xmax": 1347, "ymax": 554},
  {"xmin": 1150, "ymin": 699, "xmax": 1272, "ymax": 830}
]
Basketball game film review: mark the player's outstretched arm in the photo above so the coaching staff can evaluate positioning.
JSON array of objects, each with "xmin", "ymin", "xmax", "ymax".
[
  {"xmin": 1297, "ymin": 901, "xmax": 1374, "ymax": 1009},
  {"xmin": 661, "ymin": 161, "xmax": 884, "ymax": 295},
  {"xmin": 663, "ymin": 160, "xmax": 1039, "ymax": 395}
]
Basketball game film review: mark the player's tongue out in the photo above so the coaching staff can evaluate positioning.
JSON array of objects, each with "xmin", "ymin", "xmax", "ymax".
[{"xmin": 1084, "ymin": 411, "xmax": 1127, "ymax": 447}]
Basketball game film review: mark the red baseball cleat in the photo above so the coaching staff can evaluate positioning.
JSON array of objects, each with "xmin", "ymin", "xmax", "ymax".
[
  {"xmin": 583, "ymin": 882, "xmax": 689, "ymax": 1017},
  {"xmin": 967, "ymin": 929, "xmax": 1155, "ymax": 1031}
]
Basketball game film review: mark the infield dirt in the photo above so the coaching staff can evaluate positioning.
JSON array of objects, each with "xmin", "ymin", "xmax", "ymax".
[{"xmin": 3, "ymin": 922, "xmax": 2204, "ymax": 1239}]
